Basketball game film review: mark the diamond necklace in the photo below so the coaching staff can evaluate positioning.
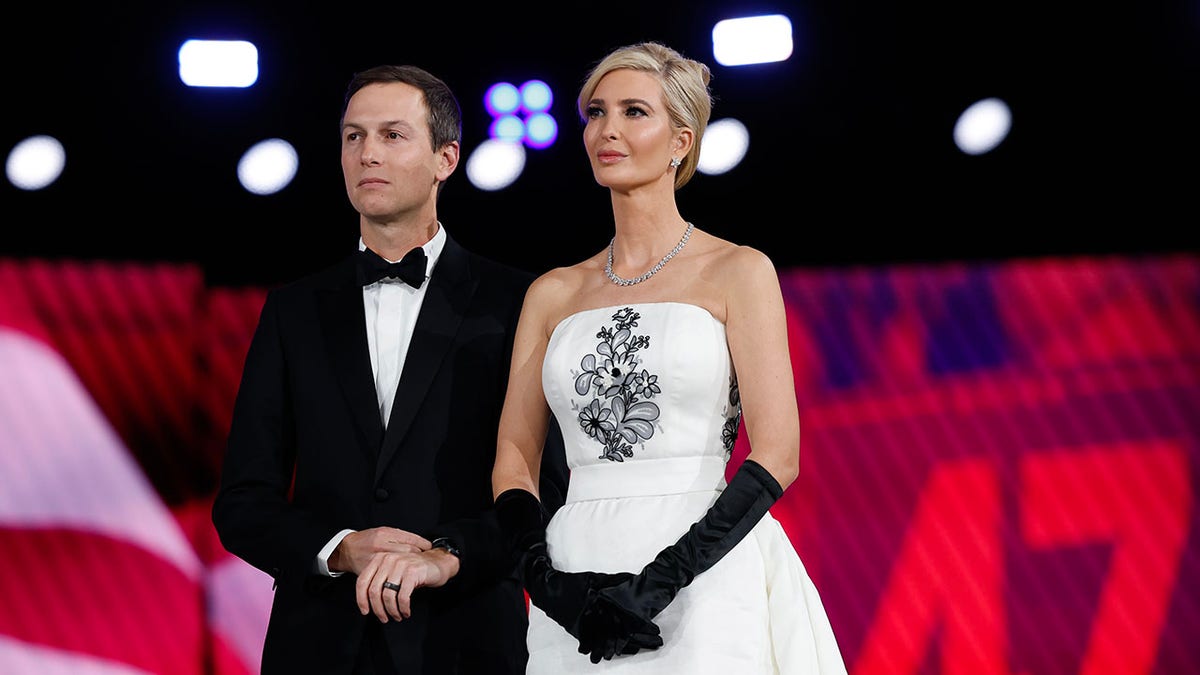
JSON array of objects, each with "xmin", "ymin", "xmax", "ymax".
[{"xmin": 604, "ymin": 222, "xmax": 695, "ymax": 286}]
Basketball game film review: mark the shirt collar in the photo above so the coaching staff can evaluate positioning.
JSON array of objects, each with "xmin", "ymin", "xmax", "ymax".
[{"xmin": 357, "ymin": 222, "xmax": 447, "ymax": 280}]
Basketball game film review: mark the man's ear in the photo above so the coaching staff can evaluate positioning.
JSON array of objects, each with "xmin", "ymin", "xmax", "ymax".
[{"xmin": 436, "ymin": 141, "xmax": 460, "ymax": 181}]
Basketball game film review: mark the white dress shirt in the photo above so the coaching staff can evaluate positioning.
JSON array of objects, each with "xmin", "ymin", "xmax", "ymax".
[
  {"xmin": 316, "ymin": 223, "xmax": 447, "ymax": 577},
  {"xmin": 362, "ymin": 225, "xmax": 445, "ymax": 429}
]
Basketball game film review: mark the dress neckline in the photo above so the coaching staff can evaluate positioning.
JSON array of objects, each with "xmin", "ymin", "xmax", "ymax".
[{"xmin": 549, "ymin": 301, "xmax": 722, "ymax": 343}]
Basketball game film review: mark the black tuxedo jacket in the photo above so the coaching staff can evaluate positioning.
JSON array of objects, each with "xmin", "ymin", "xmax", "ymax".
[{"xmin": 213, "ymin": 234, "xmax": 567, "ymax": 674}]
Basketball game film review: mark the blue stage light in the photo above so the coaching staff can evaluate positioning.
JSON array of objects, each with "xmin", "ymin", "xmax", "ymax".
[
  {"xmin": 519, "ymin": 80, "xmax": 553, "ymax": 113},
  {"xmin": 524, "ymin": 113, "xmax": 558, "ymax": 149}
]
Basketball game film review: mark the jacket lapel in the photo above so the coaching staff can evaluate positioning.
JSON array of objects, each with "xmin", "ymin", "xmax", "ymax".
[
  {"xmin": 376, "ymin": 235, "xmax": 475, "ymax": 478},
  {"xmin": 319, "ymin": 256, "xmax": 385, "ymax": 457}
]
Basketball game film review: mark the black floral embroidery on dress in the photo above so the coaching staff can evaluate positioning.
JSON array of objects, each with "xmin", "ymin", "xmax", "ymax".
[
  {"xmin": 574, "ymin": 307, "xmax": 661, "ymax": 462},
  {"xmin": 721, "ymin": 374, "xmax": 741, "ymax": 455}
]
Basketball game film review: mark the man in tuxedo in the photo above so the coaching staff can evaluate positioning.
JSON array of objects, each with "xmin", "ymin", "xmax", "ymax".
[{"xmin": 212, "ymin": 64, "xmax": 567, "ymax": 675}]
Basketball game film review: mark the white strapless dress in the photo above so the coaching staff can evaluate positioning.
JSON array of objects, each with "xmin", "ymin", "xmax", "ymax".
[{"xmin": 528, "ymin": 302, "xmax": 847, "ymax": 674}]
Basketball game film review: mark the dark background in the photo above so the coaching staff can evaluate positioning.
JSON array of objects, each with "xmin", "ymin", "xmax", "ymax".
[{"xmin": 3, "ymin": 1, "xmax": 1197, "ymax": 287}]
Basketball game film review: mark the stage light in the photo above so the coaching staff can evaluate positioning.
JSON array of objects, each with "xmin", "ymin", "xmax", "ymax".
[
  {"xmin": 485, "ymin": 82, "xmax": 521, "ymax": 116},
  {"xmin": 953, "ymin": 97, "xmax": 1012, "ymax": 155},
  {"xmin": 490, "ymin": 114, "xmax": 526, "ymax": 143},
  {"xmin": 484, "ymin": 78, "xmax": 558, "ymax": 152},
  {"xmin": 466, "ymin": 139, "xmax": 526, "ymax": 191},
  {"xmin": 178, "ymin": 39, "xmax": 259, "ymax": 88},
  {"xmin": 524, "ymin": 113, "xmax": 558, "ymax": 149},
  {"xmin": 6, "ymin": 135, "xmax": 66, "ymax": 191},
  {"xmin": 237, "ymin": 138, "xmax": 298, "ymax": 195},
  {"xmin": 712, "ymin": 15, "xmax": 793, "ymax": 66},
  {"xmin": 520, "ymin": 79, "xmax": 553, "ymax": 113},
  {"xmin": 697, "ymin": 118, "xmax": 750, "ymax": 175}
]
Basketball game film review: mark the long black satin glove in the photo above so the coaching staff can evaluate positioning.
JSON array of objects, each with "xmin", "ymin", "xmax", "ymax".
[
  {"xmin": 576, "ymin": 459, "xmax": 784, "ymax": 661},
  {"xmin": 494, "ymin": 488, "xmax": 663, "ymax": 657}
]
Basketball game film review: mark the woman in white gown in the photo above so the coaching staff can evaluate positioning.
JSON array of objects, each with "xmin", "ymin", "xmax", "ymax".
[{"xmin": 491, "ymin": 42, "xmax": 847, "ymax": 673}]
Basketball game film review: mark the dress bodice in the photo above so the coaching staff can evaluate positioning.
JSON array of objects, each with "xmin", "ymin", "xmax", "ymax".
[
  {"xmin": 531, "ymin": 305, "xmax": 847, "ymax": 675},
  {"xmin": 543, "ymin": 302, "xmax": 741, "ymax": 471}
]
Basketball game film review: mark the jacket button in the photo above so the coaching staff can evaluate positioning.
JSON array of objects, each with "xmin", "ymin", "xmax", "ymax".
[{"xmin": 374, "ymin": 488, "xmax": 389, "ymax": 501}]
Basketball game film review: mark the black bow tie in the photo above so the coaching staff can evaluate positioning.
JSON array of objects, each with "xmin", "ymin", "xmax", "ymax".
[{"xmin": 358, "ymin": 246, "xmax": 427, "ymax": 288}]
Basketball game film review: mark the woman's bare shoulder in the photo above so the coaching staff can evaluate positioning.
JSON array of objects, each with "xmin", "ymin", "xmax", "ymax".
[
  {"xmin": 528, "ymin": 256, "xmax": 599, "ymax": 299},
  {"xmin": 695, "ymin": 232, "xmax": 775, "ymax": 278},
  {"xmin": 524, "ymin": 255, "xmax": 606, "ymax": 334}
]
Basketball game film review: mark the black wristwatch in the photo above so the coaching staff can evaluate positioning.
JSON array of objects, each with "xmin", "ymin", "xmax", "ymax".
[{"xmin": 430, "ymin": 537, "xmax": 462, "ymax": 558}]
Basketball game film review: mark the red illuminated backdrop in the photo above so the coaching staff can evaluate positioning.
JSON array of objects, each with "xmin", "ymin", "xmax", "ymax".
[{"xmin": 1, "ymin": 254, "xmax": 1196, "ymax": 674}]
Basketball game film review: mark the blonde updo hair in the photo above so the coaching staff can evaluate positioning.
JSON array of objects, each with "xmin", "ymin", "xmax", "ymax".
[{"xmin": 576, "ymin": 42, "xmax": 713, "ymax": 190}]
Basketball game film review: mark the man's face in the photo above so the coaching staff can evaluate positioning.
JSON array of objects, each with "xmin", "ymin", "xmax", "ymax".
[{"xmin": 340, "ymin": 82, "xmax": 453, "ymax": 223}]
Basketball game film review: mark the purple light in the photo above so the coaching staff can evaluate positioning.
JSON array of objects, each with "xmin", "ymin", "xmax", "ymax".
[
  {"xmin": 489, "ymin": 114, "xmax": 525, "ymax": 142},
  {"xmin": 484, "ymin": 82, "xmax": 520, "ymax": 116},
  {"xmin": 519, "ymin": 79, "xmax": 553, "ymax": 113},
  {"xmin": 524, "ymin": 112, "xmax": 558, "ymax": 149}
]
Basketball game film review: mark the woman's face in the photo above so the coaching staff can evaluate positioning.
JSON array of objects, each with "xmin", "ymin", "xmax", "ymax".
[{"xmin": 582, "ymin": 68, "xmax": 679, "ymax": 192}]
